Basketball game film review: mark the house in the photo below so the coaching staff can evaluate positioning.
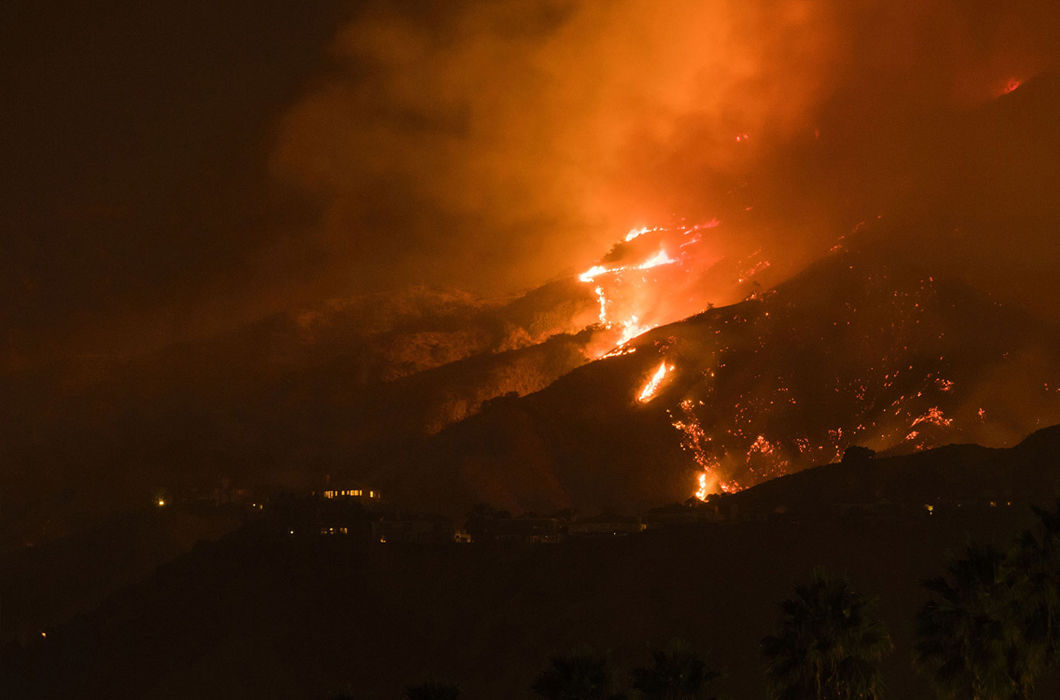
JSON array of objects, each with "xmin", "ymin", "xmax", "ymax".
[{"xmin": 320, "ymin": 486, "xmax": 381, "ymax": 502}]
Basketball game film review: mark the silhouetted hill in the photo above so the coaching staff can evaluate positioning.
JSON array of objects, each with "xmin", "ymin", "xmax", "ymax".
[
  {"xmin": 0, "ymin": 281, "xmax": 601, "ymax": 544},
  {"xmin": 715, "ymin": 423, "xmax": 1060, "ymax": 519}
]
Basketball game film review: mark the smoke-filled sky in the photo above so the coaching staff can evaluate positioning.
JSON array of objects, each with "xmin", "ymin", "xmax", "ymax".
[{"xmin": 3, "ymin": 0, "xmax": 1058, "ymax": 371}]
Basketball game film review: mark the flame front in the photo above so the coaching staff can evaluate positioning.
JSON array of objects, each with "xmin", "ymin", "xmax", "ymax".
[
  {"xmin": 577, "ymin": 220, "xmax": 769, "ymax": 358},
  {"xmin": 637, "ymin": 361, "xmax": 673, "ymax": 403},
  {"xmin": 574, "ymin": 219, "xmax": 1059, "ymax": 505}
]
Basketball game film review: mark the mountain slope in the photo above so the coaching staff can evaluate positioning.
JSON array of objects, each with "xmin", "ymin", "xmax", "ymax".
[{"xmin": 384, "ymin": 248, "xmax": 1060, "ymax": 516}]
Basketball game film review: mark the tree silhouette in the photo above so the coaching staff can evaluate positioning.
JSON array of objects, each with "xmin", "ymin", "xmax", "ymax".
[
  {"xmin": 632, "ymin": 639, "xmax": 720, "ymax": 699},
  {"xmin": 405, "ymin": 681, "xmax": 460, "ymax": 700},
  {"xmin": 762, "ymin": 569, "xmax": 892, "ymax": 699},
  {"xmin": 914, "ymin": 544, "xmax": 1036, "ymax": 699},
  {"xmin": 1013, "ymin": 500, "xmax": 1060, "ymax": 692},
  {"xmin": 840, "ymin": 446, "xmax": 876, "ymax": 466},
  {"xmin": 532, "ymin": 649, "xmax": 625, "ymax": 700}
]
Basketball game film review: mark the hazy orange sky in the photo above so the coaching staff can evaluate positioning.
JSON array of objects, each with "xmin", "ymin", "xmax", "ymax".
[{"xmin": 3, "ymin": 0, "xmax": 1058, "ymax": 369}]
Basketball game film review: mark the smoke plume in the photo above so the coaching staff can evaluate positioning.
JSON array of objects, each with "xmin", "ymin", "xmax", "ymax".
[{"xmin": 271, "ymin": 0, "xmax": 1060, "ymax": 316}]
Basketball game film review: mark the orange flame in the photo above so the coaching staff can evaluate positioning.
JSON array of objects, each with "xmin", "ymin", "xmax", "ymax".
[
  {"xmin": 637, "ymin": 361, "xmax": 673, "ymax": 403},
  {"xmin": 695, "ymin": 472, "xmax": 710, "ymax": 501}
]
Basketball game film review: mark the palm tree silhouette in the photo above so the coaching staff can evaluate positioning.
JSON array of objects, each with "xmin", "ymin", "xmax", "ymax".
[
  {"xmin": 762, "ymin": 569, "xmax": 892, "ymax": 699},
  {"xmin": 915, "ymin": 544, "xmax": 1034, "ymax": 699},
  {"xmin": 532, "ymin": 648, "xmax": 625, "ymax": 700},
  {"xmin": 632, "ymin": 639, "xmax": 720, "ymax": 699},
  {"xmin": 1013, "ymin": 500, "xmax": 1060, "ymax": 694}
]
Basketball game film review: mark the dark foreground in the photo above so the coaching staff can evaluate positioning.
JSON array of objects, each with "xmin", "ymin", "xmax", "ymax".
[{"xmin": 3, "ymin": 504, "xmax": 1059, "ymax": 699}]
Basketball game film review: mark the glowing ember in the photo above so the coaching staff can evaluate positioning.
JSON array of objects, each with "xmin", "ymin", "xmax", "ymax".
[
  {"xmin": 637, "ymin": 361, "xmax": 673, "ymax": 403},
  {"xmin": 910, "ymin": 406, "xmax": 953, "ymax": 429},
  {"xmin": 600, "ymin": 345, "xmax": 638, "ymax": 359},
  {"xmin": 1003, "ymin": 77, "xmax": 1022, "ymax": 94}
]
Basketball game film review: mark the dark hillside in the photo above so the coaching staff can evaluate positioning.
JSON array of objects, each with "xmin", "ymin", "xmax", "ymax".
[
  {"xmin": 3, "ymin": 428, "xmax": 1059, "ymax": 699},
  {"xmin": 388, "ymin": 252, "xmax": 1060, "ymax": 516}
]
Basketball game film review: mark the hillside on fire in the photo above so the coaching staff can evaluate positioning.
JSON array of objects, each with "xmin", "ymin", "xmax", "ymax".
[
  {"xmin": 4, "ymin": 68, "xmax": 1060, "ymax": 547},
  {"xmin": 4, "ymin": 231, "xmax": 1058, "ymax": 542},
  {"xmin": 382, "ymin": 245, "xmax": 1060, "ymax": 516}
]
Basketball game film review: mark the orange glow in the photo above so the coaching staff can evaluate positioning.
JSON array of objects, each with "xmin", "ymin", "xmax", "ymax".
[
  {"xmin": 625, "ymin": 226, "xmax": 658, "ymax": 242},
  {"xmin": 695, "ymin": 472, "xmax": 710, "ymax": 501},
  {"xmin": 1003, "ymin": 77, "xmax": 1022, "ymax": 94},
  {"xmin": 577, "ymin": 221, "xmax": 749, "ymax": 358},
  {"xmin": 616, "ymin": 316, "xmax": 652, "ymax": 347},
  {"xmin": 910, "ymin": 406, "xmax": 953, "ymax": 429},
  {"xmin": 579, "ymin": 265, "xmax": 611, "ymax": 283},
  {"xmin": 637, "ymin": 361, "xmax": 673, "ymax": 403},
  {"xmin": 636, "ymin": 249, "xmax": 677, "ymax": 270}
]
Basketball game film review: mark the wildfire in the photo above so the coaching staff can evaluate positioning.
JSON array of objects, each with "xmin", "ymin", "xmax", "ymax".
[
  {"xmin": 696, "ymin": 472, "xmax": 709, "ymax": 501},
  {"xmin": 910, "ymin": 406, "xmax": 953, "ymax": 429},
  {"xmin": 636, "ymin": 249, "xmax": 677, "ymax": 270},
  {"xmin": 577, "ymin": 220, "xmax": 744, "ymax": 358},
  {"xmin": 625, "ymin": 225, "xmax": 656, "ymax": 242},
  {"xmin": 578, "ymin": 247, "xmax": 677, "ymax": 283},
  {"xmin": 616, "ymin": 316, "xmax": 652, "ymax": 347},
  {"xmin": 669, "ymin": 397, "xmax": 741, "ymax": 499},
  {"xmin": 579, "ymin": 265, "xmax": 610, "ymax": 283},
  {"xmin": 637, "ymin": 361, "xmax": 673, "ymax": 403}
]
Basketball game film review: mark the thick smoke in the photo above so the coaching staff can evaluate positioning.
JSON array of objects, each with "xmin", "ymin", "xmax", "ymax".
[
  {"xmin": 272, "ymin": 0, "xmax": 1059, "ymax": 316},
  {"xmin": 271, "ymin": 0, "xmax": 839, "ymax": 295}
]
